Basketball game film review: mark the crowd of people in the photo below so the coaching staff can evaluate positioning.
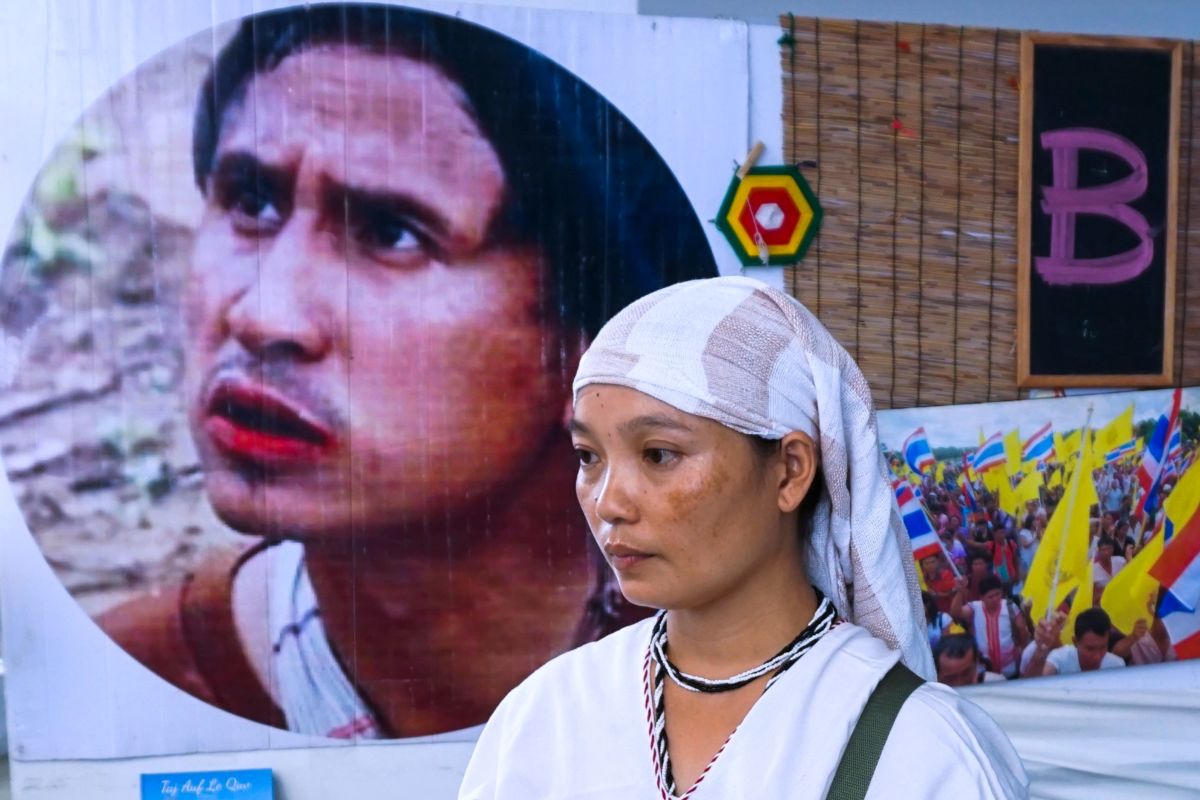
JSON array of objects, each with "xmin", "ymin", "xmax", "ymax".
[{"xmin": 906, "ymin": 457, "xmax": 1183, "ymax": 687}]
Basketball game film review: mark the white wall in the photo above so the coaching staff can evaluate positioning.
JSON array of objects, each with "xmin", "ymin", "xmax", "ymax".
[
  {"xmin": 640, "ymin": 0, "xmax": 1200, "ymax": 38},
  {"xmin": 470, "ymin": 0, "xmax": 637, "ymax": 11}
]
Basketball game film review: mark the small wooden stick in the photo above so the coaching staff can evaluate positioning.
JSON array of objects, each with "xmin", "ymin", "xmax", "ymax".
[{"xmin": 737, "ymin": 141, "xmax": 765, "ymax": 179}]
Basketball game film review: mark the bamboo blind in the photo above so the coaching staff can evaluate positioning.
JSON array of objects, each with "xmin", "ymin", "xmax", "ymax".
[{"xmin": 780, "ymin": 16, "xmax": 1200, "ymax": 409}]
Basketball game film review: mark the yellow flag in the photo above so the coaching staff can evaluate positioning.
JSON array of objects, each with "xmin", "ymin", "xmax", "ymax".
[
  {"xmin": 1048, "ymin": 468, "xmax": 1063, "ymax": 489},
  {"xmin": 982, "ymin": 468, "xmax": 1006, "ymax": 497},
  {"xmin": 1081, "ymin": 463, "xmax": 1100, "ymax": 513},
  {"xmin": 1063, "ymin": 430, "xmax": 1082, "ymax": 460},
  {"xmin": 1004, "ymin": 430, "xmax": 1023, "ymax": 474},
  {"xmin": 1093, "ymin": 405, "xmax": 1134, "ymax": 458},
  {"xmin": 935, "ymin": 461, "xmax": 945, "ymax": 483},
  {"xmin": 1103, "ymin": 459, "xmax": 1200, "ymax": 632},
  {"xmin": 1101, "ymin": 525, "xmax": 1163, "ymax": 634},
  {"xmin": 1164, "ymin": 456, "xmax": 1200, "ymax": 523},
  {"xmin": 999, "ymin": 468, "xmax": 1022, "ymax": 517},
  {"xmin": 1053, "ymin": 432, "xmax": 1066, "ymax": 461},
  {"xmin": 1015, "ymin": 470, "xmax": 1044, "ymax": 506},
  {"xmin": 1023, "ymin": 435, "xmax": 1097, "ymax": 620}
]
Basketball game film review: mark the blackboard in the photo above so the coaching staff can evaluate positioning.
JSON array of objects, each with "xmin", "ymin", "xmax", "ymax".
[{"xmin": 1018, "ymin": 33, "xmax": 1181, "ymax": 387}]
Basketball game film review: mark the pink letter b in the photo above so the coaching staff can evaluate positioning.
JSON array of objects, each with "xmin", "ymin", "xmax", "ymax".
[{"xmin": 1036, "ymin": 128, "xmax": 1153, "ymax": 286}]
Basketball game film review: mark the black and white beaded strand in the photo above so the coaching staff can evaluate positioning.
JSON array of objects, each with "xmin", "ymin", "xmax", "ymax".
[
  {"xmin": 646, "ymin": 592, "xmax": 839, "ymax": 797},
  {"xmin": 649, "ymin": 592, "xmax": 837, "ymax": 694}
]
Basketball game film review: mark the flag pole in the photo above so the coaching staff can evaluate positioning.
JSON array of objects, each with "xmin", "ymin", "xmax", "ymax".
[
  {"xmin": 936, "ymin": 532, "xmax": 963, "ymax": 579},
  {"xmin": 913, "ymin": 463, "xmax": 964, "ymax": 579},
  {"xmin": 1046, "ymin": 404, "xmax": 1094, "ymax": 622}
]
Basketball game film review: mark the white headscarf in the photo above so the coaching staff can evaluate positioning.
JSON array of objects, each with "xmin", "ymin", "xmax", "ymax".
[{"xmin": 572, "ymin": 275, "xmax": 934, "ymax": 679}]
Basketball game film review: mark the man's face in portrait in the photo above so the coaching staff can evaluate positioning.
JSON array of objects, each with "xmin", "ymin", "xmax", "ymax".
[{"xmin": 185, "ymin": 45, "xmax": 570, "ymax": 541}]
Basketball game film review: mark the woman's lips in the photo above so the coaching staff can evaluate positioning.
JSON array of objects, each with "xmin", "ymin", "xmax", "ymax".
[
  {"xmin": 204, "ymin": 380, "xmax": 335, "ymax": 465},
  {"xmin": 605, "ymin": 543, "xmax": 654, "ymax": 571}
]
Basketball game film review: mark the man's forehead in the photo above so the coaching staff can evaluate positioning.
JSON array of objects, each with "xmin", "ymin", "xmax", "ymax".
[
  {"xmin": 251, "ymin": 43, "xmax": 468, "ymax": 106},
  {"xmin": 210, "ymin": 43, "xmax": 506, "ymax": 246},
  {"xmin": 216, "ymin": 44, "xmax": 486, "ymax": 168}
]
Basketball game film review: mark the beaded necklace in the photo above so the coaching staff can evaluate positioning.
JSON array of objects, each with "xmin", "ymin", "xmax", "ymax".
[{"xmin": 644, "ymin": 591, "xmax": 839, "ymax": 797}]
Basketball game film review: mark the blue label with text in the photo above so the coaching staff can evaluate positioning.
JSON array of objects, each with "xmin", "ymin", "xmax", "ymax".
[{"xmin": 141, "ymin": 769, "xmax": 273, "ymax": 799}]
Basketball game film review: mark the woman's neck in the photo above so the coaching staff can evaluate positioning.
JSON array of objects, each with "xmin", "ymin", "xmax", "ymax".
[{"xmin": 663, "ymin": 537, "xmax": 818, "ymax": 679}]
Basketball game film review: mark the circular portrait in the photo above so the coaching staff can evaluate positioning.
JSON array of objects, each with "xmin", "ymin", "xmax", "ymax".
[{"xmin": 1, "ymin": 3, "xmax": 715, "ymax": 739}]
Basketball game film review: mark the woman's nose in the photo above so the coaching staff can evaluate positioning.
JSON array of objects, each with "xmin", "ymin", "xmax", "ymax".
[{"xmin": 594, "ymin": 463, "xmax": 639, "ymax": 526}]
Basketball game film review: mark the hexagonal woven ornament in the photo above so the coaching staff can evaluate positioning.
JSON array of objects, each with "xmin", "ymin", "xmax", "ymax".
[{"xmin": 715, "ymin": 165, "xmax": 822, "ymax": 266}]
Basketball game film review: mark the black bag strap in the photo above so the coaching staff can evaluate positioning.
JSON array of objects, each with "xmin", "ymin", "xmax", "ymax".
[{"xmin": 825, "ymin": 662, "xmax": 925, "ymax": 800}]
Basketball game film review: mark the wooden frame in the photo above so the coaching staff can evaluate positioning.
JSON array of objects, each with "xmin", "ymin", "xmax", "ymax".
[{"xmin": 1017, "ymin": 32, "xmax": 1181, "ymax": 388}]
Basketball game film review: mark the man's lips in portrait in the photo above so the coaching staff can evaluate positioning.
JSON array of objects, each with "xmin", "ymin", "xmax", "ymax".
[
  {"xmin": 604, "ymin": 542, "xmax": 655, "ymax": 572},
  {"xmin": 203, "ymin": 377, "xmax": 336, "ymax": 466}
]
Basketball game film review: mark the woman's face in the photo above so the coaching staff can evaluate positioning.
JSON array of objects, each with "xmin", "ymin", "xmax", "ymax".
[{"xmin": 570, "ymin": 384, "xmax": 803, "ymax": 611}]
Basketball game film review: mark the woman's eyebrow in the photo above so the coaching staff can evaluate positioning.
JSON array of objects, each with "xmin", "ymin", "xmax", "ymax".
[
  {"xmin": 568, "ymin": 415, "xmax": 695, "ymax": 437},
  {"xmin": 618, "ymin": 415, "xmax": 694, "ymax": 436}
]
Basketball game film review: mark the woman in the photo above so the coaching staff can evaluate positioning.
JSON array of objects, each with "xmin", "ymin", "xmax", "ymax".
[
  {"xmin": 460, "ymin": 277, "xmax": 1026, "ymax": 798},
  {"xmin": 921, "ymin": 554, "xmax": 957, "ymax": 614}
]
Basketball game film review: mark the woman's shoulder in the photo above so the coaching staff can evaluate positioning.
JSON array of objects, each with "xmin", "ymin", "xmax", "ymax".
[
  {"xmin": 876, "ymin": 682, "xmax": 1029, "ymax": 798},
  {"xmin": 459, "ymin": 617, "xmax": 657, "ymax": 798},
  {"xmin": 499, "ymin": 615, "xmax": 656, "ymax": 711},
  {"xmin": 806, "ymin": 624, "xmax": 1027, "ymax": 797}
]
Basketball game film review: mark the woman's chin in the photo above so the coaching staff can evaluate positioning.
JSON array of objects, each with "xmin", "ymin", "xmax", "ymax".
[{"xmin": 615, "ymin": 580, "xmax": 671, "ymax": 611}]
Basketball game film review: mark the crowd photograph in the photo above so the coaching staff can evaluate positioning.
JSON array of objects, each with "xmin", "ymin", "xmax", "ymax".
[{"xmin": 881, "ymin": 387, "xmax": 1200, "ymax": 688}]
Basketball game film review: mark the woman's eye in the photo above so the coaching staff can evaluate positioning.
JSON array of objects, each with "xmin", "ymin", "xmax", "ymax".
[
  {"xmin": 575, "ymin": 448, "xmax": 597, "ymax": 467},
  {"xmin": 644, "ymin": 448, "xmax": 678, "ymax": 466}
]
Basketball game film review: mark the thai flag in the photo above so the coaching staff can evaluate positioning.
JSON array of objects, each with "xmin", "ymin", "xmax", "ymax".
[
  {"xmin": 903, "ymin": 427, "xmax": 936, "ymax": 476},
  {"xmin": 905, "ymin": 472, "xmax": 926, "ymax": 503},
  {"xmin": 1022, "ymin": 422, "xmax": 1055, "ymax": 463},
  {"xmin": 972, "ymin": 432, "xmax": 1006, "ymax": 473},
  {"xmin": 1136, "ymin": 388, "xmax": 1183, "ymax": 519},
  {"xmin": 959, "ymin": 472, "xmax": 979, "ymax": 516},
  {"xmin": 1168, "ymin": 423, "xmax": 1183, "ymax": 461},
  {"xmin": 1164, "ymin": 423, "xmax": 1184, "ymax": 481},
  {"xmin": 1104, "ymin": 439, "xmax": 1138, "ymax": 465},
  {"xmin": 1161, "ymin": 424, "xmax": 1180, "ymax": 482},
  {"xmin": 958, "ymin": 470, "xmax": 989, "ymax": 526},
  {"xmin": 1151, "ymin": 506, "xmax": 1200, "ymax": 659},
  {"xmin": 893, "ymin": 479, "xmax": 941, "ymax": 560}
]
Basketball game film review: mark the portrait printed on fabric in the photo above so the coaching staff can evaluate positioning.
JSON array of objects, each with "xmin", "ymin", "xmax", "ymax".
[{"xmin": 0, "ymin": 3, "xmax": 716, "ymax": 739}]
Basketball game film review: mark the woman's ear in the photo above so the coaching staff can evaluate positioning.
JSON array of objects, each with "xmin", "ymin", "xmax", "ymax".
[{"xmin": 777, "ymin": 431, "xmax": 819, "ymax": 513}]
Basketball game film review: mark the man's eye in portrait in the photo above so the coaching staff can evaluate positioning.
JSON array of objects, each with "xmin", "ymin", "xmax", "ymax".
[
  {"xmin": 344, "ymin": 196, "xmax": 434, "ymax": 264},
  {"xmin": 212, "ymin": 155, "xmax": 291, "ymax": 237}
]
